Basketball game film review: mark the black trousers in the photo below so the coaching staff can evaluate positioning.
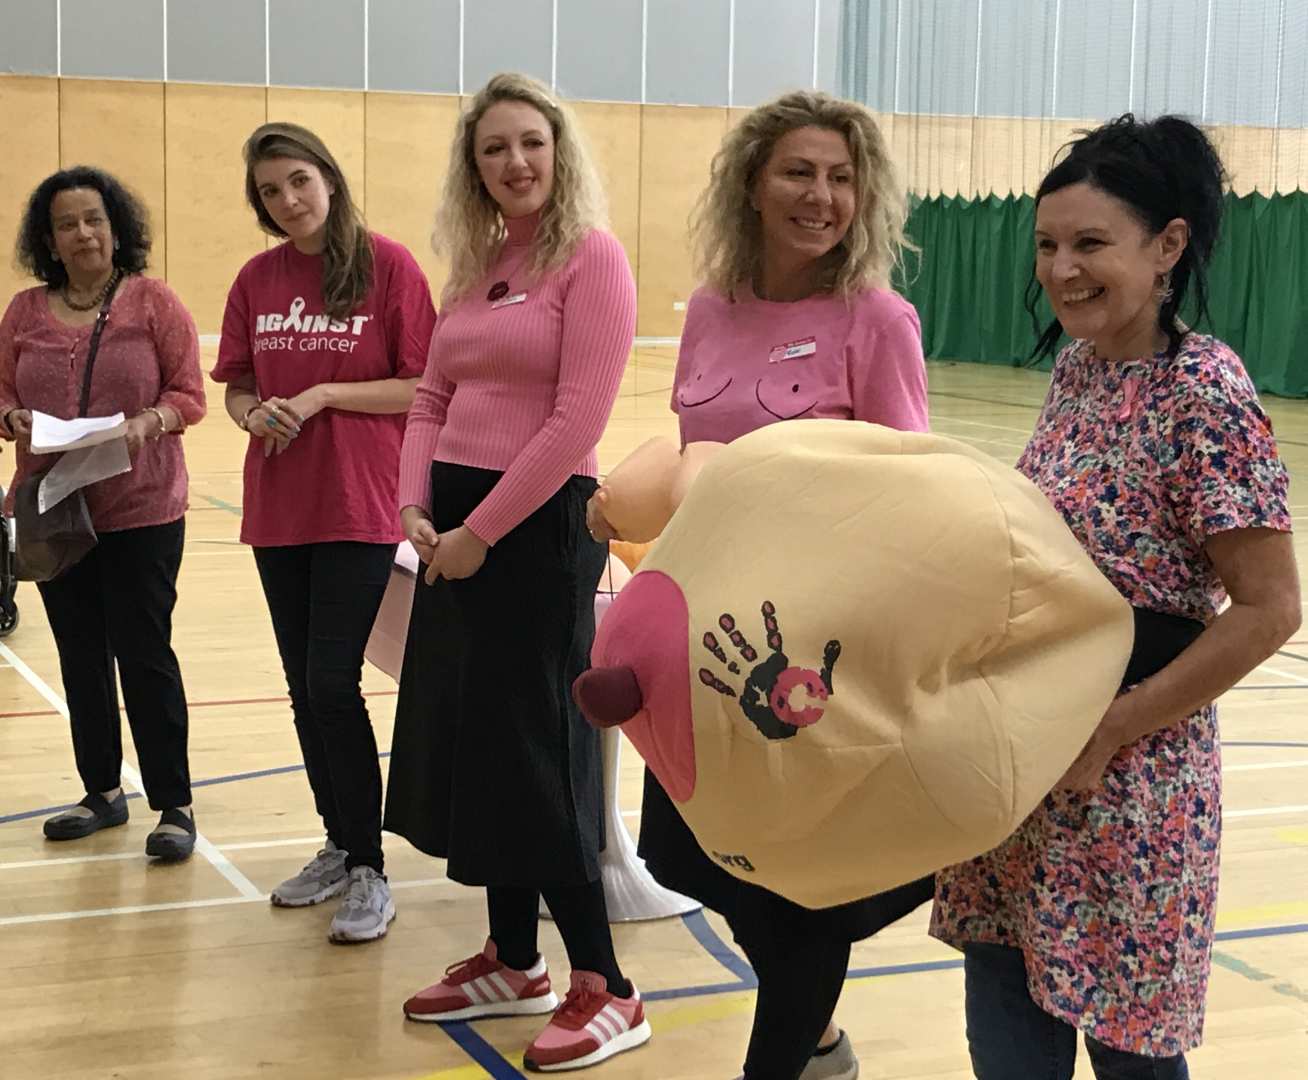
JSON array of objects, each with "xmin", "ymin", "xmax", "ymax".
[
  {"xmin": 253, "ymin": 541, "xmax": 394, "ymax": 873},
  {"xmin": 735, "ymin": 923, "xmax": 851, "ymax": 1080},
  {"xmin": 36, "ymin": 519, "xmax": 191, "ymax": 811}
]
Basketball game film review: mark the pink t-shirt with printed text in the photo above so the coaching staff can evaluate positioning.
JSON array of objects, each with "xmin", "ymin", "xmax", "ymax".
[
  {"xmin": 672, "ymin": 285, "xmax": 929, "ymax": 444},
  {"xmin": 212, "ymin": 233, "xmax": 436, "ymax": 547}
]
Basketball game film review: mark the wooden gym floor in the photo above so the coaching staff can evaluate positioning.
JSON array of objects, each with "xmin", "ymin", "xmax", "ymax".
[{"xmin": 1, "ymin": 348, "xmax": 1305, "ymax": 1079}]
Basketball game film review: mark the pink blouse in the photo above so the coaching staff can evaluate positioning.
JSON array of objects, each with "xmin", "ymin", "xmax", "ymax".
[{"xmin": 0, "ymin": 275, "xmax": 205, "ymax": 532}]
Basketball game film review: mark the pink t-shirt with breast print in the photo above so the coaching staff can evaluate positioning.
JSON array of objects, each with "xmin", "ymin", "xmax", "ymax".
[{"xmin": 672, "ymin": 285, "xmax": 929, "ymax": 444}]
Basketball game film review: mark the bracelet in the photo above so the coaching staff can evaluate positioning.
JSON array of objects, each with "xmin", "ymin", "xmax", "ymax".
[
  {"xmin": 145, "ymin": 406, "xmax": 168, "ymax": 438},
  {"xmin": 238, "ymin": 404, "xmax": 259, "ymax": 431}
]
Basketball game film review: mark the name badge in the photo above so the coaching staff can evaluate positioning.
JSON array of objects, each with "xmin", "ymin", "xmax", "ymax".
[
  {"xmin": 491, "ymin": 292, "xmax": 527, "ymax": 310},
  {"xmin": 768, "ymin": 336, "xmax": 817, "ymax": 363}
]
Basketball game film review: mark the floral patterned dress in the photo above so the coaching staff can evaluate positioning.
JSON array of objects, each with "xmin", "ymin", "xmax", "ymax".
[{"xmin": 930, "ymin": 333, "xmax": 1291, "ymax": 1056}]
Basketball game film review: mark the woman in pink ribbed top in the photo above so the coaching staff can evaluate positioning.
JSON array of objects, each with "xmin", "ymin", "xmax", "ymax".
[{"xmin": 383, "ymin": 75, "xmax": 650, "ymax": 1073}]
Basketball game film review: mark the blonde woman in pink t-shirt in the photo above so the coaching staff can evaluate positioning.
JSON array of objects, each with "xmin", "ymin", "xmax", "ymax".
[
  {"xmin": 588, "ymin": 91, "xmax": 931, "ymax": 1080},
  {"xmin": 383, "ymin": 74, "xmax": 649, "ymax": 1073}
]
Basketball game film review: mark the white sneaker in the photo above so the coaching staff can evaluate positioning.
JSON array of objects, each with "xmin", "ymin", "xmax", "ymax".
[
  {"xmin": 328, "ymin": 866, "xmax": 396, "ymax": 944},
  {"xmin": 270, "ymin": 841, "xmax": 349, "ymax": 907}
]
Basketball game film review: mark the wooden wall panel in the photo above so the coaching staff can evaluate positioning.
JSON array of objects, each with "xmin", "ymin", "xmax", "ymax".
[
  {"xmin": 887, "ymin": 113, "xmax": 974, "ymax": 198},
  {"xmin": 1273, "ymin": 129, "xmax": 1308, "ymax": 196},
  {"xmin": 0, "ymin": 76, "xmax": 60, "ymax": 304},
  {"xmin": 573, "ymin": 101, "xmax": 642, "ymax": 275},
  {"xmin": 164, "ymin": 83, "xmax": 268, "ymax": 334},
  {"xmin": 637, "ymin": 105, "xmax": 728, "ymax": 338},
  {"xmin": 1211, "ymin": 125, "xmax": 1276, "ymax": 196},
  {"xmin": 59, "ymin": 79, "xmax": 167, "ymax": 276},
  {"xmin": 364, "ymin": 92, "xmax": 462, "ymax": 303},
  {"xmin": 969, "ymin": 117, "xmax": 1094, "ymax": 197},
  {"xmin": 265, "ymin": 88, "xmax": 367, "ymax": 210}
]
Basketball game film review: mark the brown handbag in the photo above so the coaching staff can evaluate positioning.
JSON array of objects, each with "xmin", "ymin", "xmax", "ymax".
[{"xmin": 13, "ymin": 277, "xmax": 121, "ymax": 583}]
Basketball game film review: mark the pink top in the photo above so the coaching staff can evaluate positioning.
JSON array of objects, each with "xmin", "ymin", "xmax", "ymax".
[
  {"xmin": 212, "ymin": 233, "xmax": 436, "ymax": 547},
  {"xmin": 398, "ymin": 213, "xmax": 636, "ymax": 545},
  {"xmin": 0, "ymin": 275, "xmax": 205, "ymax": 532},
  {"xmin": 672, "ymin": 285, "xmax": 929, "ymax": 443}
]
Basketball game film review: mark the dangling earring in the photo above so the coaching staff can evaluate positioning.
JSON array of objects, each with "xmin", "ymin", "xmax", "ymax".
[
  {"xmin": 1155, "ymin": 271, "xmax": 1173, "ymax": 304},
  {"xmin": 113, "ymin": 237, "xmax": 120, "ymax": 251}
]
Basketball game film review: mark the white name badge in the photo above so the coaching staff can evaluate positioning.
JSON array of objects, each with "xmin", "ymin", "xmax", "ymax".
[
  {"xmin": 491, "ymin": 292, "xmax": 528, "ymax": 310},
  {"xmin": 768, "ymin": 336, "xmax": 817, "ymax": 363}
]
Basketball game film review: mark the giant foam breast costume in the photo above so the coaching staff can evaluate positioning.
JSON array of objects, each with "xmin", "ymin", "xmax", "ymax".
[{"xmin": 574, "ymin": 420, "xmax": 1135, "ymax": 909}]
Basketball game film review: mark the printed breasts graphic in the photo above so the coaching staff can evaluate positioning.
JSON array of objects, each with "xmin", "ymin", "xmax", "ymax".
[
  {"xmin": 698, "ymin": 600, "xmax": 842, "ymax": 741},
  {"xmin": 254, "ymin": 297, "xmax": 372, "ymax": 355}
]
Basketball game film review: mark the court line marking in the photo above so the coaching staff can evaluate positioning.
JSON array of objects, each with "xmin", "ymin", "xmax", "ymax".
[
  {"xmin": 1226, "ymin": 804, "xmax": 1308, "ymax": 820},
  {"xmin": 1253, "ymin": 660, "xmax": 1308, "ymax": 685},
  {"xmin": 0, "ymin": 835, "xmax": 334, "ymax": 870},
  {"xmin": 1225, "ymin": 760, "xmax": 1308, "ymax": 772},
  {"xmin": 0, "ymin": 875, "xmax": 453, "ymax": 927},
  {"xmin": 0, "ymin": 689, "xmax": 397, "ymax": 721},
  {"xmin": 0, "ymin": 641, "xmax": 262, "ymax": 900}
]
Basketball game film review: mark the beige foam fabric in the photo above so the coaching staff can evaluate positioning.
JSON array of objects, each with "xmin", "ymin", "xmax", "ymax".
[{"xmin": 638, "ymin": 419, "xmax": 1134, "ymax": 908}]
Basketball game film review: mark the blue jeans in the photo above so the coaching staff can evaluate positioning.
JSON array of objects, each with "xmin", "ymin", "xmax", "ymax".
[{"xmin": 963, "ymin": 943, "xmax": 1190, "ymax": 1079}]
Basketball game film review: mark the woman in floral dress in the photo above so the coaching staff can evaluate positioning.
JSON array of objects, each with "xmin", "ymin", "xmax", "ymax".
[{"xmin": 931, "ymin": 115, "xmax": 1301, "ymax": 1079}]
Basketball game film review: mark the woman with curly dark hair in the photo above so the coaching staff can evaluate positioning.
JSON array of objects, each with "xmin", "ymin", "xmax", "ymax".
[{"xmin": 0, "ymin": 166, "xmax": 206, "ymax": 860}]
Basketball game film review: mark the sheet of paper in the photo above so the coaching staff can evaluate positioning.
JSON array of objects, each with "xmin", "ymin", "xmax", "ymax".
[
  {"xmin": 29, "ymin": 410, "xmax": 128, "ymax": 454},
  {"xmin": 394, "ymin": 540, "xmax": 420, "ymax": 576},
  {"xmin": 38, "ymin": 441, "xmax": 132, "ymax": 513}
]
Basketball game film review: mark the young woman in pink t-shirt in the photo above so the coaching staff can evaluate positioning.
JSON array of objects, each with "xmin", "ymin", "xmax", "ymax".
[
  {"xmin": 589, "ymin": 91, "xmax": 931, "ymax": 1080},
  {"xmin": 212, "ymin": 123, "xmax": 436, "ymax": 945},
  {"xmin": 382, "ymin": 74, "xmax": 649, "ymax": 1073}
]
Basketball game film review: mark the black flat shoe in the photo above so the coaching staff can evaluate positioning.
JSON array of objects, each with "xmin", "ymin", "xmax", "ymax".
[
  {"xmin": 43, "ymin": 791, "xmax": 129, "ymax": 840},
  {"xmin": 145, "ymin": 808, "xmax": 196, "ymax": 861}
]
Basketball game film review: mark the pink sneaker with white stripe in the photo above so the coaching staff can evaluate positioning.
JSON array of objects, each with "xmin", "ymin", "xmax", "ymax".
[
  {"xmin": 403, "ymin": 939, "xmax": 559, "ymax": 1022},
  {"xmin": 523, "ymin": 970, "xmax": 652, "ymax": 1072}
]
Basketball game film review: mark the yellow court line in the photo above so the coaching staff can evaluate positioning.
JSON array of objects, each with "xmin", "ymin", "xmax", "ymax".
[
  {"xmin": 1275, "ymin": 827, "xmax": 1308, "ymax": 845},
  {"xmin": 647, "ymin": 991, "xmax": 757, "ymax": 1035},
  {"xmin": 1216, "ymin": 899, "xmax": 1308, "ymax": 929},
  {"xmin": 411, "ymin": 1065, "xmax": 494, "ymax": 1080}
]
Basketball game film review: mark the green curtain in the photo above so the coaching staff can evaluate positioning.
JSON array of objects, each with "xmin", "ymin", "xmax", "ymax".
[{"xmin": 896, "ymin": 191, "xmax": 1308, "ymax": 398}]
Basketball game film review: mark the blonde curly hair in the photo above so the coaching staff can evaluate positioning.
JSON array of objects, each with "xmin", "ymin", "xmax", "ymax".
[
  {"xmin": 435, "ymin": 73, "xmax": 608, "ymax": 305},
  {"xmin": 692, "ymin": 90, "xmax": 912, "ymax": 298}
]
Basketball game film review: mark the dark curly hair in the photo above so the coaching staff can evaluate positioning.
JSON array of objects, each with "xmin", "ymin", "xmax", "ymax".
[
  {"xmin": 1027, "ymin": 114, "xmax": 1227, "ymax": 361},
  {"xmin": 15, "ymin": 166, "xmax": 152, "ymax": 288}
]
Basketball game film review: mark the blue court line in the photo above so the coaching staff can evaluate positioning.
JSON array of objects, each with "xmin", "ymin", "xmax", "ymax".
[
  {"xmin": 0, "ymin": 754, "xmax": 392, "ymax": 825},
  {"xmin": 437, "ymin": 1021, "xmax": 526, "ymax": 1080},
  {"xmin": 7, "ymin": 738, "xmax": 1302, "ymax": 826},
  {"xmin": 200, "ymin": 495, "xmax": 243, "ymax": 515},
  {"xmin": 680, "ymin": 909, "xmax": 758, "ymax": 986}
]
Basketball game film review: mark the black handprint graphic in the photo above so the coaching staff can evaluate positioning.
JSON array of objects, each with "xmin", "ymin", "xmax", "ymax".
[{"xmin": 698, "ymin": 601, "xmax": 841, "ymax": 741}]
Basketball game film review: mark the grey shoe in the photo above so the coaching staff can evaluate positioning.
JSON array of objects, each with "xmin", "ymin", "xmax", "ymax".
[
  {"xmin": 801, "ymin": 1030, "xmax": 859, "ymax": 1080},
  {"xmin": 270, "ymin": 841, "xmax": 349, "ymax": 907},
  {"xmin": 730, "ymin": 1030, "xmax": 859, "ymax": 1080},
  {"xmin": 328, "ymin": 865, "xmax": 396, "ymax": 944}
]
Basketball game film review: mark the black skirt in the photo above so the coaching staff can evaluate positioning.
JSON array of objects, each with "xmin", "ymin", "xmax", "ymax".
[
  {"xmin": 638, "ymin": 770, "xmax": 935, "ymax": 942},
  {"xmin": 383, "ymin": 463, "xmax": 607, "ymax": 888}
]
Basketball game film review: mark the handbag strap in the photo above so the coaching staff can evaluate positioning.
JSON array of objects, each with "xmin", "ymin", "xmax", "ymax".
[{"xmin": 77, "ymin": 272, "xmax": 124, "ymax": 418}]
